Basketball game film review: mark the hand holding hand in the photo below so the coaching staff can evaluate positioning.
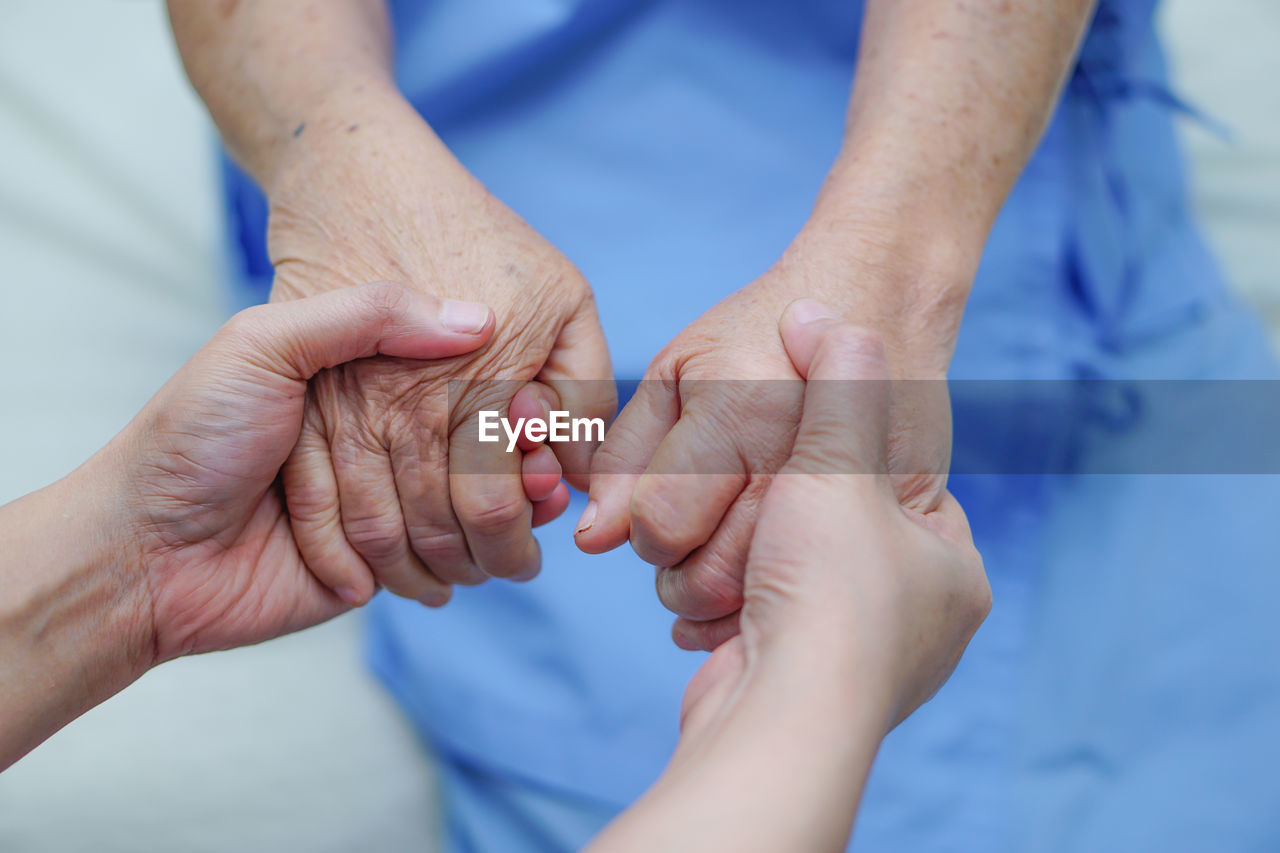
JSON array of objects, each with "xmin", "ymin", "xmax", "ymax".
[
  {"xmin": 103, "ymin": 283, "xmax": 494, "ymax": 661},
  {"xmin": 578, "ymin": 231, "xmax": 954, "ymax": 650},
  {"xmin": 680, "ymin": 301, "xmax": 990, "ymax": 737},
  {"xmin": 265, "ymin": 98, "xmax": 614, "ymax": 604}
]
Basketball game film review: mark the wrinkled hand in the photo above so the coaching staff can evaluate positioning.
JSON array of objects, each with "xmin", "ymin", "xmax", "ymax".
[
  {"xmin": 680, "ymin": 305, "xmax": 990, "ymax": 737},
  {"xmin": 267, "ymin": 103, "xmax": 614, "ymax": 606},
  {"xmin": 577, "ymin": 235, "xmax": 951, "ymax": 650},
  {"xmin": 108, "ymin": 284, "xmax": 491, "ymax": 662}
]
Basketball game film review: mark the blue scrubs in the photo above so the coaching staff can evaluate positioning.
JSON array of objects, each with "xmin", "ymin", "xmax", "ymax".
[{"xmin": 220, "ymin": 1, "xmax": 1280, "ymax": 849}]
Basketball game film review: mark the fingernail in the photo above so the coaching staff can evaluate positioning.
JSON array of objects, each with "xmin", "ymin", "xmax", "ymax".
[
  {"xmin": 420, "ymin": 592, "xmax": 451, "ymax": 608},
  {"xmin": 440, "ymin": 300, "xmax": 491, "ymax": 334},
  {"xmin": 790, "ymin": 298, "xmax": 838, "ymax": 325},
  {"xmin": 335, "ymin": 586, "xmax": 363, "ymax": 606},
  {"xmin": 575, "ymin": 500, "xmax": 598, "ymax": 535}
]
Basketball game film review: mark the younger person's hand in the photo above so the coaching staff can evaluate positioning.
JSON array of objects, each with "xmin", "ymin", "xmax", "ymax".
[
  {"xmin": 586, "ymin": 301, "xmax": 989, "ymax": 853},
  {"xmin": 680, "ymin": 299, "xmax": 990, "ymax": 736},
  {"xmin": 108, "ymin": 283, "xmax": 495, "ymax": 661},
  {"xmin": 0, "ymin": 283, "xmax": 498, "ymax": 768}
]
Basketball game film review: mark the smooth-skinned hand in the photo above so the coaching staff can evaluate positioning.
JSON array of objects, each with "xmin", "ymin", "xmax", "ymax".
[
  {"xmin": 679, "ymin": 301, "xmax": 990, "ymax": 738},
  {"xmin": 84, "ymin": 283, "xmax": 496, "ymax": 661}
]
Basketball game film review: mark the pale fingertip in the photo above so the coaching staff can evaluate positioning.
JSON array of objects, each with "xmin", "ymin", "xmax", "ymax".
[
  {"xmin": 420, "ymin": 590, "xmax": 452, "ymax": 608},
  {"xmin": 531, "ymin": 481, "xmax": 571, "ymax": 528},
  {"xmin": 335, "ymin": 586, "xmax": 365, "ymax": 607}
]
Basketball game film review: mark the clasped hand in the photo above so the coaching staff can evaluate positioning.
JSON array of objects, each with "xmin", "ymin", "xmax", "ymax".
[
  {"xmin": 93, "ymin": 279, "xmax": 986, "ymax": 711},
  {"xmin": 258, "ymin": 106, "xmax": 960, "ymax": 655}
]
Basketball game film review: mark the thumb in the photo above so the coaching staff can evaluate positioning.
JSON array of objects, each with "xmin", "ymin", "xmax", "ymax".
[
  {"xmin": 778, "ymin": 298, "xmax": 891, "ymax": 480},
  {"xmin": 220, "ymin": 281, "xmax": 494, "ymax": 381}
]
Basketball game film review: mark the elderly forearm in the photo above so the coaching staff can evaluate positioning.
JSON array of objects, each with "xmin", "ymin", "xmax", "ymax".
[
  {"xmin": 0, "ymin": 460, "xmax": 151, "ymax": 770},
  {"xmin": 166, "ymin": 0, "xmax": 399, "ymax": 190},
  {"xmin": 807, "ymin": 0, "xmax": 1096, "ymax": 369}
]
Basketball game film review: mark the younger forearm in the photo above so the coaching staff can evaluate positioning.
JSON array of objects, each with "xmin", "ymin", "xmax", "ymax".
[
  {"xmin": 590, "ymin": 639, "xmax": 886, "ymax": 853},
  {"xmin": 0, "ymin": 460, "xmax": 151, "ymax": 770},
  {"xmin": 167, "ymin": 0, "xmax": 398, "ymax": 189}
]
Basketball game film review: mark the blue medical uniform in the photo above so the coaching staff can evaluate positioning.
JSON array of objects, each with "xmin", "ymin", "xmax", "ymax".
[{"xmin": 220, "ymin": 1, "xmax": 1280, "ymax": 850}]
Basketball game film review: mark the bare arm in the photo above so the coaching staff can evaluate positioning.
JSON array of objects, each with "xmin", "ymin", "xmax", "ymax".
[
  {"xmin": 0, "ymin": 478, "xmax": 150, "ymax": 768},
  {"xmin": 589, "ymin": 308, "xmax": 990, "ymax": 852},
  {"xmin": 166, "ymin": 0, "xmax": 614, "ymax": 605},
  {"xmin": 167, "ymin": 0, "xmax": 399, "ymax": 190},
  {"xmin": 0, "ymin": 285, "xmax": 492, "ymax": 771},
  {"xmin": 812, "ymin": 0, "xmax": 1098, "ymax": 373},
  {"xmin": 581, "ymin": 0, "xmax": 1097, "ymax": 650}
]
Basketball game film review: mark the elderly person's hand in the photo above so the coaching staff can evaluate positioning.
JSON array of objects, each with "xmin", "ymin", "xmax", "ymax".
[
  {"xmin": 577, "ymin": 228, "xmax": 954, "ymax": 650},
  {"xmin": 267, "ymin": 99, "xmax": 615, "ymax": 605},
  {"xmin": 0, "ymin": 283, "xmax": 494, "ymax": 767}
]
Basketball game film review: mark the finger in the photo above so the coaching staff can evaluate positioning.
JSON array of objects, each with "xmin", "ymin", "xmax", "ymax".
[
  {"xmin": 521, "ymin": 444, "xmax": 563, "ymax": 502},
  {"xmin": 672, "ymin": 612, "xmax": 741, "ymax": 653},
  {"xmin": 281, "ymin": 402, "xmax": 378, "ymax": 606},
  {"xmin": 389, "ymin": 412, "xmax": 486, "ymax": 587},
  {"xmin": 575, "ymin": 378, "xmax": 679, "ymax": 554},
  {"xmin": 776, "ymin": 298, "xmax": 838, "ymax": 379},
  {"xmin": 450, "ymin": 414, "xmax": 542, "ymax": 581},
  {"xmin": 509, "ymin": 383, "xmax": 554, "ymax": 453},
  {"xmin": 655, "ymin": 481, "xmax": 763, "ymax": 622},
  {"xmin": 778, "ymin": 300, "xmax": 891, "ymax": 481},
  {"xmin": 221, "ymin": 281, "xmax": 494, "ymax": 382},
  {"xmin": 531, "ymin": 481, "xmax": 572, "ymax": 528},
  {"xmin": 627, "ymin": 404, "xmax": 747, "ymax": 567},
  {"xmin": 330, "ymin": 423, "xmax": 454, "ymax": 605},
  {"xmin": 537, "ymin": 295, "xmax": 616, "ymax": 489}
]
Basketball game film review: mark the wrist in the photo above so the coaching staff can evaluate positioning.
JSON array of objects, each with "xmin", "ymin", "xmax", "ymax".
[
  {"xmin": 777, "ymin": 217, "xmax": 972, "ymax": 378},
  {"xmin": 47, "ymin": 454, "xmax": 156, "ymax": 679},
  {"xmin": 262, "ymin": 81, "xmax": 431, "ymax": 197},
  {"xmin": 650, "ymin": 631, "xmax": 887, "ymax": 853},
  {"xmin": 751, "ymin": 619, "xmax": 896, "ymax": 730},
  {"xmin": 0, "ymin": 455, "xmax": 153, "ymax": 765},
  {"xmin": 821, "ymin": 126, "xmax": 1007, "ymax": 256}
]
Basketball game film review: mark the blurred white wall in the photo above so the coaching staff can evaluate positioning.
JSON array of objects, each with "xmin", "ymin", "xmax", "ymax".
[
  {"xmin": 1163, "ymin": 0, "xmax": 1280, "ymax": 340},
  {"xmin": 0, "ymin": 1, "xmax": 1276, "ymax": 851}
]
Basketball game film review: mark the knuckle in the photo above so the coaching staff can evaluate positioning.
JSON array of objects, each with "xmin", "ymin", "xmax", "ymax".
[
  {"xmin": 342, "ymin": 516, "xmax": 406, "ymax": 563},
  {"xmin": 629, "ymin": 496, "xmax": 691, "ymax": 565},
  {"xmin": 361, "ymin": 280, "xmax": 407, "ymax": 315},
  {"xmin": 407, "ymin": 523, "xmax": 472, "ymax": 565},
  {"xmin": 283, "ymin": 490, "xmax": 340, "ymax": 528},
  {"xmin": 484, "ymin": 551, "xmax": 538, "ymax": 580},
  {"xmin": 458, "ymin": 494, "xmax": 529, "ymax": 539},
  {"xmin": 657, "ymin": 559, "xmax": 743, "ymax": 621}
]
